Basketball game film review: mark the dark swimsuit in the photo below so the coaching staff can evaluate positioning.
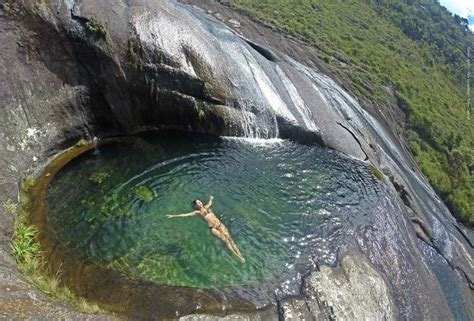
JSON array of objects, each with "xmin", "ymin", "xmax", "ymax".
[{"xmin": 209, "ymin": 222, "xmax": 222, "ymax": 230}]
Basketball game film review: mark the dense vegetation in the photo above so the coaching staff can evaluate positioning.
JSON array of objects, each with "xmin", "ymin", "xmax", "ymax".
[{"xmin": 219, "ymin": 0, "xmax": 473, "ymax": 225}]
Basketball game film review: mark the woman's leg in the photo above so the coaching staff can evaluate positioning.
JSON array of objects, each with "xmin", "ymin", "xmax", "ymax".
[
  {"xmin": 229, "ymin": 237, "xmax": 243, "ymax": 257},
  {"xmin": 211, "ymin": 228, "xmax": 244, "ymax": 262},
  {"xmin": 219, "ymin": 225, "xmax": 244, "ymax": 258}
]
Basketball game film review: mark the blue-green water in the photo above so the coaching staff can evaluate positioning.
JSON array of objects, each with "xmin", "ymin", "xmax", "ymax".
[{"xmin": 47, "ymin": 133, "xmax": 383, "ymax": 291}]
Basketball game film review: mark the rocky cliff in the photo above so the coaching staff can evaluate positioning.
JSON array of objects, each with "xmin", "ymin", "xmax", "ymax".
[{"xmin": 0, "ymin": 0, "xmax": 472, "ymax": 319}]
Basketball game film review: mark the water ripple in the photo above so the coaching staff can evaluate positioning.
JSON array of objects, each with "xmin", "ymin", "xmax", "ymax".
[{"xmin": 47, "ymin": 133, "xmax": 388, "ymax": 300}]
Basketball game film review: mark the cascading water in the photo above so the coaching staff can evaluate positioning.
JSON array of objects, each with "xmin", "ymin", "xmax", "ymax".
[
  {"xmin": 134, "ymin": 2, "xmax": 473, "ymax": 318},
  {"xmin": 137, "ymin": 2, "xmax": 327, "ymax": 139}
]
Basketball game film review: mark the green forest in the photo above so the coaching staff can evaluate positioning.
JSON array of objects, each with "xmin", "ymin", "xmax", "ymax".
[{"xmin": 219, "ymin": 0, "xmax": 474, "ymax": 225}]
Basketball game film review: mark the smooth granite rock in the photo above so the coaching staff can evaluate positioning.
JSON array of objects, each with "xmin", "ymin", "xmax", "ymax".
[{"xmin": 0, "ymin": 0, "xmax": 472, "ymax": 319}]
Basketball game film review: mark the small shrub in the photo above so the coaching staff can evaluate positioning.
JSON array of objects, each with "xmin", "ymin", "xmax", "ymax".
[
  {"xmin": 74, "ymin": 138, "xmax": 88, "ymax": 148},
  {"xmin": 86, "ymin": 17, "xmax": 107, "ymax": 39},
  {"xmin": 194, "ymin": 104, "xmax": 206, "ymax": 121},
  {"xmin": 23, "ymin": 175, "xmax": 35, "ymax": 192},
  {"xmin": 198, "ymin": 109, "xmax": 206, "ymax": 120}
]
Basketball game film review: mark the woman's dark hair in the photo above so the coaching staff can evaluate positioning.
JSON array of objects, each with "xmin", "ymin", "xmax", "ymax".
[{"xmin": 192, "ymin": 199, "xmax": 201, "ymax": 207}]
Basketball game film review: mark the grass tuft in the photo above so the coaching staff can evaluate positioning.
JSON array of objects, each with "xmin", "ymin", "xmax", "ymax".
[
  {"xmin": 11, "ymin": 222, "xmax": 41, "ymax": 267},
  {"xmin": 75, "ymin": 297, "xmax": 101, "ymax": 314},
  {"xmin": 11, "ymin": 175, "xmax": 102, "ymax": 314},
  {"xmin": 369, "ymin": 165, "xmax": 385, "ymax": 181}
]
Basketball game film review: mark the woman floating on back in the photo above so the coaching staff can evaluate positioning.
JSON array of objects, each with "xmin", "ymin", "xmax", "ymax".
[{"xmin": 167, "ymin": 196, "xmax": 245, "ymax": 262}]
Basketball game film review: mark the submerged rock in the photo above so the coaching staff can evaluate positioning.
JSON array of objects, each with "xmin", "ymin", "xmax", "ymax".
[
  {"xmin": 0, "ymin": 0, "xmax": 472, "ymax": 319},
  {"xmin": 134, "ymin": 185, "xmax": 154, "ymax": 203}
]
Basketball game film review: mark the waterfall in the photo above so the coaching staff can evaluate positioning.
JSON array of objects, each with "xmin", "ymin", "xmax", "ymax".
[{"xmin": 134, "ymin": 5, "xmax": 473, "ymax": 316}]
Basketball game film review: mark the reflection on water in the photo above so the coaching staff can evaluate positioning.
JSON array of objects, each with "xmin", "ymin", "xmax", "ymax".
[{"xmin": 47, "ymin": 133, "xmax": 385, "ymax": 294}]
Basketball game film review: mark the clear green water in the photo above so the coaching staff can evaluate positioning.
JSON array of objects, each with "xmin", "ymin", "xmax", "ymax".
[{"xmin": 47, "ymin": 133, "xmax": 383, "ymax": 292}]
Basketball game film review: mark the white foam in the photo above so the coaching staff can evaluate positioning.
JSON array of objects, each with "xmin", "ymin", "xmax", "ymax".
[{"xmin": 222, "ymin": 136, "xmax": 286, "ymax": 146}]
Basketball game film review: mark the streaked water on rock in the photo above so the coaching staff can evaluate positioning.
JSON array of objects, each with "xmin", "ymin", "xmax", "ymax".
[{"xmin": 47, "ymin": 133, "xmax": 387, "ymax": 294}]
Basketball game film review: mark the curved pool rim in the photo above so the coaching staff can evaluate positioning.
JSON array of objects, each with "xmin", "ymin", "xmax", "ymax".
[{"xmin": 29, "ymin": 130, "xmax": 390, "ymax": 319}]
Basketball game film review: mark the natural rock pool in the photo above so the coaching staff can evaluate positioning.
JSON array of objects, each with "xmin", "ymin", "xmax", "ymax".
[{"xmin": 47, "ymin": 133, "xmax": 386, "ymax": 301}]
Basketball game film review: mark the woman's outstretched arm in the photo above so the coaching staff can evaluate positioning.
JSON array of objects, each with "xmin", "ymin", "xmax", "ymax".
[
  {"xmin": 205, "ymin": 195, "xmax": 214, "ymax": 209},
  {"xmin": 166, "ymin": 211, "xmax": 199, "ymax": 218}
]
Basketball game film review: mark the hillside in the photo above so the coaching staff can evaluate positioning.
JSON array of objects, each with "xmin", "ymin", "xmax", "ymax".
[{"xmin": 219, "ymin": 0, "xmax": 474, "ymax": 225}]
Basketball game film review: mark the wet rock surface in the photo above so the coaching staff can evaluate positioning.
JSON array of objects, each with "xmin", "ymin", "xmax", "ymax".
[
  {"xmin": 0, "ymin": 0, "xmax": 472, "ymax": 319},
  {"xmin": 279, "ymin": 253, "xmax": 396, "ymax": 320},
  {"xmin": 307, "ymin": 254, "xmax": 396, "ymax": 320}
]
